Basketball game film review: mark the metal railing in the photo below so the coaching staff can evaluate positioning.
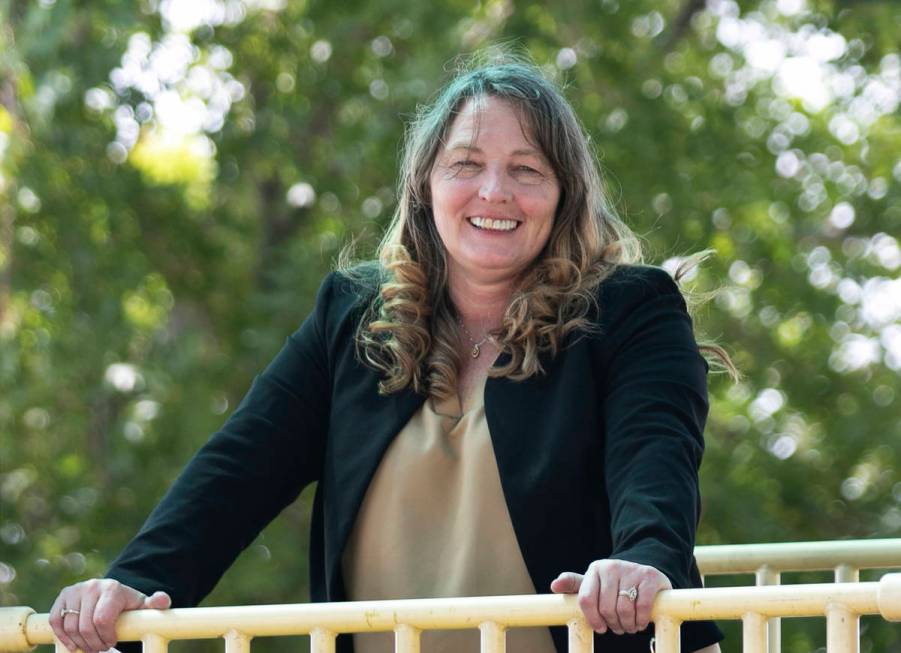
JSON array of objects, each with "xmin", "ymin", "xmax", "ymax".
[
  {"xmin": 696, "ymin": 538, "xmax": 901, "ymax": 576},
  {"xmin": 1, "ymin": 539, "xmax": 900, "ymax": 653},
  {"xmin": 695, "ymin": 538, "xmax": 901, "ymax": 653}
]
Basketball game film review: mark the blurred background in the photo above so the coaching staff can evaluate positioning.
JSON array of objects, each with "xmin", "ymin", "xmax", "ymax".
[{"xmin": 1, "ymin": 0, "xmax": 899, "ymax": 651}]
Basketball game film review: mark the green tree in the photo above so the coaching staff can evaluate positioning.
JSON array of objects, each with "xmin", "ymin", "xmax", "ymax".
[{"xmin": 2, "ymin": 1, "xmax": 899, "ymax": 651}]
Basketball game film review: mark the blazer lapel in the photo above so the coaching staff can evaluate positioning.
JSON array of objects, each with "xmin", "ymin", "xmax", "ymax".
[{"xmin": 324, "ymin": 358, "xmax": 427, "ymax": 600}]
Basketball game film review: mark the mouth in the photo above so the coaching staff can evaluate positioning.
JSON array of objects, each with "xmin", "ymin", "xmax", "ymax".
[{"xmin": 467, "ymin": 216, "xmax": 521, "ymax": 232}]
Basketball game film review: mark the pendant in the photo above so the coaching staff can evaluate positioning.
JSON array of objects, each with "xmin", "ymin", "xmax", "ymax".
[{"xmin": 471, "ymin": 344, "xmax": 481, "ymax": 358}]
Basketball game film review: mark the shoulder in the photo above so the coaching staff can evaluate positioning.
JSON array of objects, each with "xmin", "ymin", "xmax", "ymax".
[
  {"xmin": 581, "ymin": 264, "xmax": 706, "ymax": 375},
  {"xmin": 592, "ymin": 263, "xmax": 686, "ymax": 326},
  {"xmin": 315, "ymin": 261, "xmax": 382, "ymax": 310},
  {"xmin": 330, "ymin": 261, "xmax": 384, "ymax": 303},
  {"xmin": 597, "ymin": 263, "xmax": 681, "ymax": 298},
  {"xmin": 306, "ymin": 261, "xmax": 383, "ymax": 342}
]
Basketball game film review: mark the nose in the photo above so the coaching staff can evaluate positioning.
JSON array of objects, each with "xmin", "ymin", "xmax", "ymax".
[{"xmin": 478, "ymin": 168, "xmax": 512, "ymax": 203}]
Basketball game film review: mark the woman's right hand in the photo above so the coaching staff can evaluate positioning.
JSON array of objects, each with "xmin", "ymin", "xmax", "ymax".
[{"xmin": 49, "ymin": 579, "xmax": 171, "ymax": 653}]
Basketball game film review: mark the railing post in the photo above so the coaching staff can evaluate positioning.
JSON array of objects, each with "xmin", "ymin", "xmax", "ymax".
[
  {"xmin": 834, "ymin": 564, "xmax": 859, "ymax": 583},
  {"xmin": 653, "ymin": 617, "xmax": 681, "ymax": 653},
  {"xmin": 826, "ymin": 603, "xmax": 857, "ymax": 653},
  {"xmin": 832, "ymin": 565, "xmax": 860, "ymax": 652},
  {"xmin": 394, "ymin": 624, "xmax": 420, "ymax": 653},
  {"xmin": 141, "ymin": 633, "xmax": 168, "ymax": 653},
  {"xmin": 310, "ymin": 628, "xmax": 336, "ymax": 653},
  {"xmin": 566, "ymin": 617, "xmax": 593, "ymax": 653},
  {"xmin": 224, "ymin": 630, "xmax": 251, "ymax": 653},
  {"xmin": 742, "ymin": 612, "xmax": 767, "ymax": 653},
  {"xmin": 756, "ymin": 564, "xmax": 781, "ymax": 653},
  {"xmin": 478, "ymin": 621, "xmax": 505, "ymax": 653}
]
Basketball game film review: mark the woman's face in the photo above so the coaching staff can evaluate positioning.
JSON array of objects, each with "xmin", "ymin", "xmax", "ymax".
[{"xmin": 429, "ymin": 96, "xmax": 560, "ymax": 287}]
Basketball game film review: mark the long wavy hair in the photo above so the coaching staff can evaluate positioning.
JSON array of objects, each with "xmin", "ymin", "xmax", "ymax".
[{"xmin": 346, "ymin": 56, "xmax": 732, "ymax": 398}]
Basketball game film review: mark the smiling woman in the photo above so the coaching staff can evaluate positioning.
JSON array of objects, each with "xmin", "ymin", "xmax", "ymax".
[
  {"xmin": 50, "ymin": 55, "xmax": 725, "ymax": 653},
  {"xmin": 355, "ymin": 58, "xmax": 649, "ymax": 403}
]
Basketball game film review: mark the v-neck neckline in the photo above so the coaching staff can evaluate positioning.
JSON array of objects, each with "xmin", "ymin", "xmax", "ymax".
[{"xmin": 431, "ymin": 372, "xmax": 489, "ymax": 420}]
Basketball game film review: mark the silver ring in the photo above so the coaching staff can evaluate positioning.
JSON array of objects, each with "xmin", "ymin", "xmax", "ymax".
[
  {"xmin": 618, "ymin": 586, "xmax": 638, "ymax": 602},
  {"xmin": 61, "ymin": 608, "xmax": 81, "ymax": 617}
]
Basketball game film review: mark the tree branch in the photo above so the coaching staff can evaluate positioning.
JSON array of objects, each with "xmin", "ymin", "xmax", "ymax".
[{"xmin": 661, "ymin": 0, "xmax": 707, "ymax": 52}]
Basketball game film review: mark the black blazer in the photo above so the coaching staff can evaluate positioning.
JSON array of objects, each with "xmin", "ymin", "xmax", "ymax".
[{"xmin": 107, "ymin": 263, "xmax": 723, "ymax": 653}]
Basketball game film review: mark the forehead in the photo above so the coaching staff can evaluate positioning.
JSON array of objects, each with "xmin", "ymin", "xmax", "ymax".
[{"xmin": 442, "ymin": 95, "xmax": 542, "ymax": 152}]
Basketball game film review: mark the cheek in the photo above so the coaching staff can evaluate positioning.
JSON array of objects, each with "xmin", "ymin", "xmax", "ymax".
[
  {"xmin": 429, "ymin": 188, "xmax": 462, "ymax": 248},
  {"xmin": 431, "ymin": 178, "xmax": 464, "ymax": 216},
  {"xmin": 525, "ymin": 189, "xmax": 559, "ymax": 224},
  {"xmin": 526, "ymin": 192, "xmax": 559, "ymax": 248}
]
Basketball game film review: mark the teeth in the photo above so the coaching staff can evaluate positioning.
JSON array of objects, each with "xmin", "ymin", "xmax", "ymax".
[{"xmin": 468, "ymin": 216, "xmax": 519, "ymax": 231}]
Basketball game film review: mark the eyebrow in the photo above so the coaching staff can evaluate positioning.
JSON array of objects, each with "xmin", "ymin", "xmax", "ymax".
[{"xmin": 444, "ymin": 144, "xmax": 545, "ymax": 158}]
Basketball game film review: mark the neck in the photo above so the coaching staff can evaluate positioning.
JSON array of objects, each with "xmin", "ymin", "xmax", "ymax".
[{"xmin": 447, "ymin": 268, "xmax": 514, "ymax": 332}]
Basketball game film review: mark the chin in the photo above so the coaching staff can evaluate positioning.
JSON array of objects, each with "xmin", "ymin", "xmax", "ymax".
[{"xmin": 464, "ymin": 259, "xmax": 532, "ymax": 280}]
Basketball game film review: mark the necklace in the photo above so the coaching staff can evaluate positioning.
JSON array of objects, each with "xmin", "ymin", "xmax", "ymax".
[{"xmin": 457, "ymin": 318, "xmax": 493, "ymax": 359}]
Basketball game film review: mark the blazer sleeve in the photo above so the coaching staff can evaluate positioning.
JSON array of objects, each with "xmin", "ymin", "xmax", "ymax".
[
  {"xmin": 104, "ymin": 272, "xmax": 335, "ymax": 619},
  {"xmin": 601, "ymin": 268, "xmax": 708, "ymax": 589}
]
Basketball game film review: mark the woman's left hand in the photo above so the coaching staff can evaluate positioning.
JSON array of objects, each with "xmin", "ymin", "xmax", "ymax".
[{"xmin": 550, "ymin": 559, "xmax": 672, "ymax": 635}]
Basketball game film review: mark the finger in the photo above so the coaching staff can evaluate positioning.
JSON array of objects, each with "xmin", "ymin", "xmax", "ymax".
[
  {"xmin": 77, "ymin": 592, "xmax": 108, "ymax": 653},
  {"xmin": 62, "ymin": 604, "xmax": 90, "ymax": 653},
  {"xmin": 550, "ymin": 573, "xmax": 583, "ymax": 594},
  {"xmin": 576, "ymin": 566, "xmax": 605, "ymax": 633},
  {"xmin": 597, "ymin": 569, "xmax": 624, "ymax": 635},
  {"xmin": 142, "ymin": 591, "xmax": 171, "ymax": 610},
  {"xmin": 49, "ymin": 594, "xmax": 78, "ymax": 652},
  {"xmin": 119, "ymin": 584, "xmax": 149, "ymax": 612},
  {"xmin": 616, "ymin": 579, "xmax": 639, "ymax": 634},
  {"xmin": 634, "ymin": 578, "xmax": 658, "ymax": 632},
  {"xmin": 93, "ymin": 589, "xmax": 129, "ymax": 649}
]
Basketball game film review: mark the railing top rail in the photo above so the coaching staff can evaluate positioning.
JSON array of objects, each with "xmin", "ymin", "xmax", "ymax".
[
  {"xmin": 695, "ymin": 538, "xmax": 901, "ymax": 574},
  {"xmin": 3, "ymin": 574, "xmax": 899, "ymax": 651}
]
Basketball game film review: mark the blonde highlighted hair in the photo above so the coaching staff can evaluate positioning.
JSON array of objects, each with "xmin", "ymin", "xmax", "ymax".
[{"xmin": 343, "ymin": 54, "xmax": 734, "ymax": 398}]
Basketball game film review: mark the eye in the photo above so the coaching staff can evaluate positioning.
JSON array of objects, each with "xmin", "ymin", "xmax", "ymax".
[
  {"xmin": 513, "ymin": 165, "xmax": 547, "ymax": 184},
  {"xmin": 446, "ymin": 159, "xmax": 481, "ymax": 178}
]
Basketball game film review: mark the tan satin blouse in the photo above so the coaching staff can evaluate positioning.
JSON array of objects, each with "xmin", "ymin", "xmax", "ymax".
[{"xmin": 342, "ymin": 374, "xmax": 557, "ymax": 653}]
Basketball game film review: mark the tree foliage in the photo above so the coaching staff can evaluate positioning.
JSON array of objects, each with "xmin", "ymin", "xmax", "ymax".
[{"xmin": 2, "ymin": 1, "xmax": 899, "ymax": 651}]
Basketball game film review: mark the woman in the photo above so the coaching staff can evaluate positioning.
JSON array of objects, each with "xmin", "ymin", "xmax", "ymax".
[{"xmin": 50, "ymin": 59, "xmax": 725, "ymax": 653}]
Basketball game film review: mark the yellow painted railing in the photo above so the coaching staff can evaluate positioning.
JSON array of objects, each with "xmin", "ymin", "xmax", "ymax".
[
  {"xmin": 2, "ymin": 539, "xmax": 900, "ymax": 653},
  {"xmin": 2, "ymin": 577, "xmax": 901, "ymax": 653},
  {"xmin": 695, "ymin": 538, "xmax": 901, "ymax": 653},
  {"xmin": 696, "ymin": 538, "xmax": 901, "ymax": 576}
]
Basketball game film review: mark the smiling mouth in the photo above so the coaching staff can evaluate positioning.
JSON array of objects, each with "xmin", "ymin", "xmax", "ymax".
[{"xmin": 467, "ymin": 216, "xmax": 521, "ymax": 232}]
